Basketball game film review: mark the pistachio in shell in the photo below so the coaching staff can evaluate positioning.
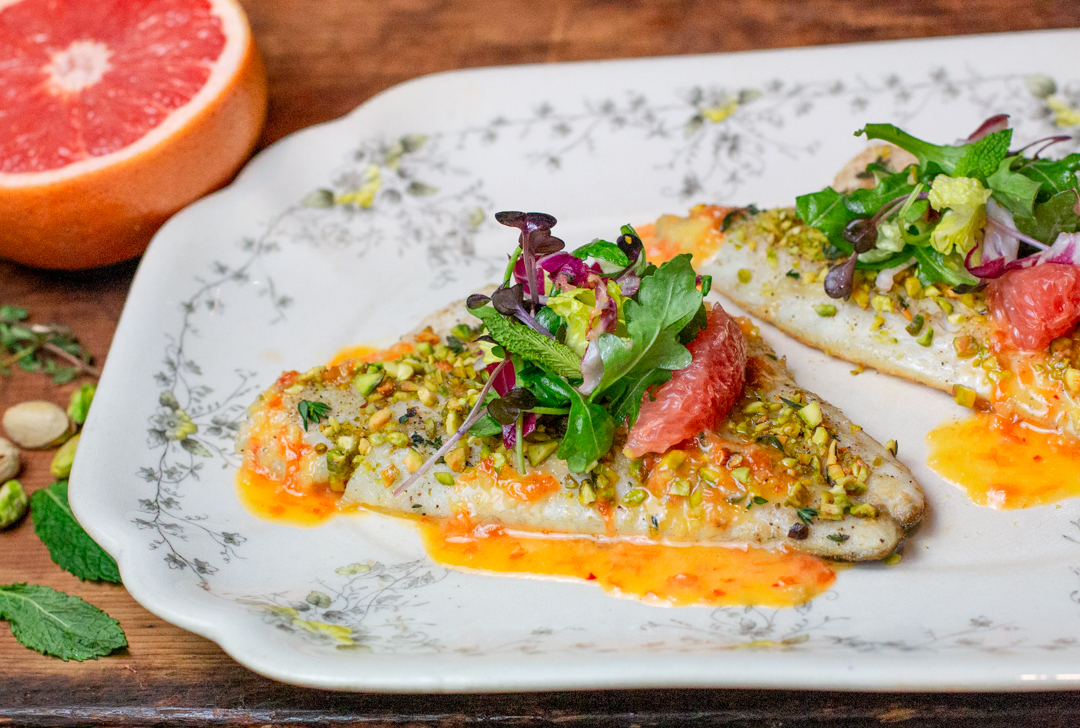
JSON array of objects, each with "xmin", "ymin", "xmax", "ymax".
[
  {"xmin": 3, "ymin": 401, "xmax": 73, "ymax": 449},
  {"xmin": 0, "ymin": 436, "xmax": 19, "ymax": 482}
]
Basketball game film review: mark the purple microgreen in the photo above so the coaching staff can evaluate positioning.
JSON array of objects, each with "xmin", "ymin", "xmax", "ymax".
[
  {"xmin": 530, "ymin": 229, "xmax": 565, "ymax": 256},
  {"xmin": 467, "ymin": 293, "xmax": 491, "ymax": 309},
  {"xmin": 1012, "ymin": 135, "xmax": 1073, "ymax": 159},
  {"xmin": 393, "ymin": 359, "xmax": 511, "ymax": 496},
  {"xmin": 491, "ymin": 284, "xmax": 525, "ymax": 315},
  {"xmin": 487, "ymin": 387, "xmax": 539, "ymax": 424},
  {"xmin": 825, "ymin": 225, "xmax": 877, "ymax": 299},
  {"xmin": 966, "ymin": 114, "xmax": 1010, "ymax": 142},
  {"xmin": 496, "ymin": 211, "xmax": 561, "ymax": 311},
  {"xmin": 489, "ymin": 284, "xmax": 556, "ymax": 338}
]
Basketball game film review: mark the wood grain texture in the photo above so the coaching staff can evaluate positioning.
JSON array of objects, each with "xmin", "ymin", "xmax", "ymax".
[{"xmin": 2, "ymin": 0, "xmax": 1080, "ymax": 723}]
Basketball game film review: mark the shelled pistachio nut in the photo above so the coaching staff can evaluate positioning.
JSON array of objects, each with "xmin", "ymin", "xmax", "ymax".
[
  {"xmin": 3, "ymin": 401, "xmax": 73, "ymax": 449},
  {"xmin": 0, "ymin": 437, "xmax": 19, "ymax": 482},
  {"xmin": 0, "ymin": 480, "xmax": 28, "ymax": 529},
  {"xmin": 51, "ymin": 433, "xmax": 81, "ymax": 479}
]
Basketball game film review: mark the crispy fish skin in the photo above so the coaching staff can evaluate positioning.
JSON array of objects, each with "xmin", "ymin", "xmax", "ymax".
[{"xmin": 233, "ymin": 296, "xmax": 923, "ymax": 561}]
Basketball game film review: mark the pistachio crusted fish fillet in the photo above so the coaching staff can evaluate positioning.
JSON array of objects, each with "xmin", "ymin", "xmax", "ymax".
[
  {"xmin": 642, "ymin": 205, "xmax": 1080, "ymax": 439},
  {"xmin": 236, "ymin": 298, "xmax": 925, "ymax": 561}
]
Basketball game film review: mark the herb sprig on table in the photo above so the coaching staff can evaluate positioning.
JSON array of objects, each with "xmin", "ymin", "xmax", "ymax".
[
  {"xmin": 1, "ymin": 384, "xmax": 126, "ymax": 661},
  {"xmin": 0, "ymin": 305, "xmax": 99, "ymax": 384}
]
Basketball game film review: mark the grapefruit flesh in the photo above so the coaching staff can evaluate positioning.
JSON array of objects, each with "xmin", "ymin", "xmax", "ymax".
[
  {"xmin": 625, "ymin": 304, "xmax": 748, "ymax": 458},
  {"xmin": 989, "ymin": 264, "xmax": 1080, "ymax": 350},
  {"xmin": 0, "ymin": 0, "xmax": 267, "ymax": 269}
]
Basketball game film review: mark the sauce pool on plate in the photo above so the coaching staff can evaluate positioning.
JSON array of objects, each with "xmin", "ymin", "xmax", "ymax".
[
  {"xmin": 235, "ymin": 341, "xmax": 837, "ymax": 607},
  {"xmin": 926, "ymin": 412, "xmax": 1080, "ymax": 509}
]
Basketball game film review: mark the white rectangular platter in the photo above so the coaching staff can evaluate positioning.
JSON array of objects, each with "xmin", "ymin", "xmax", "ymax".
[{"xmin": 71, "ymin": 30, "xmax": 1080, "ymax": 691}]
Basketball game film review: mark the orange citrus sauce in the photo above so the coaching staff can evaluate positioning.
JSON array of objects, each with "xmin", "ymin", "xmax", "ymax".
[
  {"xmin": 419, "ymin": 513, "xmax": 835, "ymax": 608},
  {"xmin": 238, "ymin": 338, "xmax": 837, "ymax": 608},
  {"xmin": 457, "ymin": 459, "xmax": 561, "ymax": 502},
  {"xmin": 235, "ymin": 370, "xmax": 359, "ymax": 526},
  {"xmin": 638, "ymin": 204, "xmax": 732, "ymax": 265},
  {"xmin": 237, "ymin": 466, "xmax": 359, "ymax": 526},
  {"xmin": 328, "ymin": 341, "xmax": 414, "ymax": 368},
  {"xmin": 926, "ymin": 412, "xmax": 1080, "ymax": 509}
]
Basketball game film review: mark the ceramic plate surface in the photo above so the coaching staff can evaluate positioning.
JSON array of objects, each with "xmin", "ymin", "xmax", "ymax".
[{"xmin": 72, "ymin": 30, "xmax": 1080, "ymax": 692}]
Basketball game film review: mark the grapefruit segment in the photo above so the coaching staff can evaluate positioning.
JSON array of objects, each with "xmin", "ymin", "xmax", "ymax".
[
  {"xmin": 625, "ymin": 304, "xmax": 748, "ymax": 457},
  {"xmin": 0, "ymin": 0, "xmax": 266, "ymax": 269}
]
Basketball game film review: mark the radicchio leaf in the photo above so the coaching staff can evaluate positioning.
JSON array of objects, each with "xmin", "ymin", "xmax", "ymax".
[
  {"xmin": 577, "ymin": 283, "xmax": 619, "ymax": 395},
  {"xmin": 966, "ymin": 114, "xmax": 1010, "ymax": 142}
]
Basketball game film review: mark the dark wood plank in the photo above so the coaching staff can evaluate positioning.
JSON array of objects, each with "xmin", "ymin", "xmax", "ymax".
[{"xmin": 2, "ymin": 0, "xmax": 1080, "ymax": 723}]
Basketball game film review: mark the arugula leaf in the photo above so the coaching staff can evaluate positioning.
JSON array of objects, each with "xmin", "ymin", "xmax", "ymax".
[
  {"xmin": 1015, "ymin": 190, "xmax": 1080, "ymax": 244},
  {"xmin": 987, "ymin": 157, "xmax": 1043, "ymax": 217},
  {"xmin": 0, "ymin": 583, "xmax": 127, "ymax": 661},
  {"xmin": 297, "ymin": 400, "xmax": 331, "ymax": 431},
  {"xmin": 1018, "ymin": 154, "xmax": 1080, "ymax": 199},
  {"xmin": 858, "ymin": 124, "xmax": 1012, "ymax": 179},
  {"xmin": 468, "ymin": 414, "xmax": 503, "ymax": 437},
  {"xmin": 912, "ymin": 246, "xmax": 977, "ymax": 287},
  {"xmin": 592, "ymin": 255, "xmax": 701, "ymax": 404},
  {"xmin": 677, "ymin": 302, "xmax": 709, "ymax": 345},
  {"xmin": 472, "ymin": 306, "xmax": 582, "ymax": 380},
  {"xmin": 608, "ymin": 367, "xmax": 673, "ymax": 429},
  {"xmin": 30, "ymin": 481, "xmax": 120, "ymax": 583},
  {"xmin": 795, "ymin": 187, "xmax": 856, "ymax": 250},
  {"xmin": 517, "ymin": 367, "xmax": 572, "ymax": 407},
  {"xmin": 555, "ymin": 385, "xmax": 616, "ymax": 473},
  {"xmin": 843, "ymin": 169, "xmax": 914, "ymax": 217},
  {"xmin": 571, "ymin": 240, "xmax": 629, "ymax": 267}
]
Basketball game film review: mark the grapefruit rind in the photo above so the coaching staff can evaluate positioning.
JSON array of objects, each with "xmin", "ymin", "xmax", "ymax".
[{"xmin": 0, "ymin": 0, "xmax": 267, "ymax": 269}]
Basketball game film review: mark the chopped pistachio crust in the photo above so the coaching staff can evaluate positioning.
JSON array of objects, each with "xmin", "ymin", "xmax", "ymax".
[
  {"xmin": 237, "ymin": 298, "xmax": 925, "ymax": 561},
  {"xmin": 691, "ymin": 206, "xmax": 1080, "ymax": 437}
]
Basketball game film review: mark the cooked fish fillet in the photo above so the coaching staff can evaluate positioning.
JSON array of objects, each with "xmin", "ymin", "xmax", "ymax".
[
  {"xmin": 237, "ymin": 298, "xmax": 925, "ymax": 561},
  {"xmin": 640, "ymin": 205, "xmax": 1080, "ymax": 439}
]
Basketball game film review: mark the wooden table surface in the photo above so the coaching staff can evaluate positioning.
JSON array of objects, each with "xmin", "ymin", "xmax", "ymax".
[{"xmin": 4, "ymin": 1, "xmax": 1080, "ymax": 725}]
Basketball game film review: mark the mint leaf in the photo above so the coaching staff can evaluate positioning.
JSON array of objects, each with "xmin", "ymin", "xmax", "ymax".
[
  {"xmin": 472, "ymin": 306, "xmax": 582, "ymax": 380},
  {"xmin": 555, "ymin": 385, "xmax": 615, "ymax": 473},
  {"xmin": 953, "ymin": 129, "xmax": 1012, "ymax": 178},
  {"xmin": 592, "ymin": 254, "xmax": 701, "ymax": 411},
  {"xmin": 30, "ymin": 481, "xmax": 120, "ymax": 583},
  {"xmin": 1015, "ymin": 190, "xmax": 1080, "ymax": 244},
  {"xmin": 0, "ymin": 583, "xmax": 127, "ymax": 661},
  {"xmin": 988, "ymin": 157, "xmax": 1043, "ymax": 217},
  {"xmin": 571, "ymin": 240, "xmax": 629, "ymax": 267},
  {"xmin": 859, "ymin": 124, "xmax": 1011, "ymax": 179}
]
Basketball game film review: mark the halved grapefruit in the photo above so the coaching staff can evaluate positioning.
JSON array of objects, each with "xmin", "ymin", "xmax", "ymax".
[{"xmin": 0, "ymin": 0, "xmax": 267, "ymax": 270}]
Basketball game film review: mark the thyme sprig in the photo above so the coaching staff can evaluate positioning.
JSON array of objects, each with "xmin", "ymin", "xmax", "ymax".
[{"xmin": 0, "ymin": 306, "xmax": 98, "ymax": 384}]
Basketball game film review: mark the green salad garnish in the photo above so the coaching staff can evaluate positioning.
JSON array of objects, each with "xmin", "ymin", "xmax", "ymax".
[{"xmin": 796, "ymin": 114, "xmax": 1080, "ymax": 297}]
